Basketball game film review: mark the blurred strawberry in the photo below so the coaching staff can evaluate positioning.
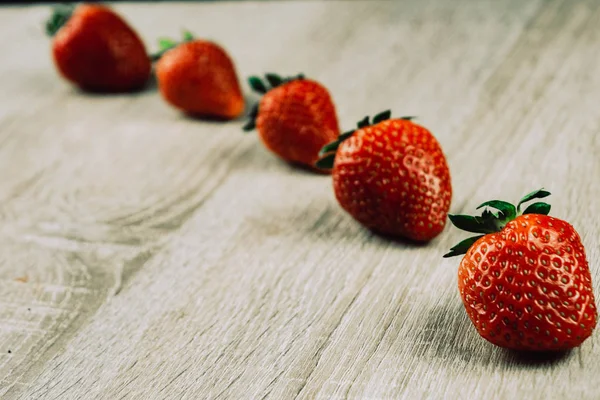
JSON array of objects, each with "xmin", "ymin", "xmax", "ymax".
[
  {"xmin": 243, "ymin": 74, "xmax": 340, "ymax": 171},
  {"xmin": 47, "ymin": 4, "xmax": 151, "ymax": 92},
  {"xmin": 317, "ymin": 111, "xmax": 452, "ymax": 241},
  {"xmin": 155, "ymin": 32, "xmax": 244, "ymax": 119}
]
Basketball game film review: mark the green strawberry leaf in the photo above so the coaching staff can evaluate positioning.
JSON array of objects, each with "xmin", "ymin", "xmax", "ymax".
[
  {"xmin": 522, "ymin": 202, "xmax": 551, "ymax": 215},
  {"xmin": 242, "ymin": 104, "xmax": 259, "ymax": 133},
  {"xmin": 400, "ymin": 116, "xmax": 416, "ymax": 120},
  {"xmin": 476, "ymin": 200, "xmax": 516, "ymax": 220},
  {"xmin": 448, "ymin": 214, "xmax": 497, "ymax": 234},
  {"xmin": 372, "ymin": 110, "xmax": 391, "ymax": 124},
  {"xmin": 265, "ymin": 73, "xmax": 283, "ymax": 88},
  {"xmin": 242, "ymin": 120, "xmax": 255, "ymax": 132},
  {"xmin": 319, "ymin": 130, "xmax": 355, "ymax": 156},
  {"xmin": 443, "ymin": 235, "xmax": 485, "ymax": 258},
  {"xmin": 149, "ymin": 31, "xmax": 194, "ymax": 61},
  {"xmin": 318, "ymin": 143, "xmax": 337, "ymax": 156},
  {"xmin": 338, "ymin": 130, "xmax": 355, "ymax": 141},
  {"xmin": 481, "ymin": 208, "xmax": 496, "ymax": 219},
  {"xmin": 357, "ymin": 116, "xmax": 370, "ymax": 128},
  {"xmin": 45, "ymin": 4, "xmax": 74, "ymax": 37},
  {"xmin": 315, "ymin": 153, "xmax": 335, "ymax": 169},
  {"xmin": 248, "ymin": 103, "xmax": 259, "ymax": 118},
  {"xmin": 517, "ymin": 188, "xmax": 550, "ymax": 211},
  {"xmin": 319, "ymin": 109, "xmax": 402, "ymax": 163},
  {"xmin": 248, "ymin": 76, "xmax": 267, "ymax": 94},
  {"xmin": 445, "ymin": 188, "xmax": 554, "ymax": 259},
  {"xmin": 158, "ymin": 38, "xmax": 177, "ymax": 51},
  {"xmin": 318, "ymin": 142, "xmax": 339, "ymax": 156}
]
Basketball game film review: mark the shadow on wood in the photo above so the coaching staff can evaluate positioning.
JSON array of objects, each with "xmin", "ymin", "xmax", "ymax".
[
  {"xmin": 411, "ymin": 296, "xmax": 484, "ymax": 365},
  {"xmin": 414, "ymin": 294, "xmax": 575, "ymax": 369},
  {"xmin": 69, "ymin": 73, "xmax": 159, "ymax": 96},
  {"xmin": 499, "ymin": 348, "xmax": 572, "ymax": 368}
]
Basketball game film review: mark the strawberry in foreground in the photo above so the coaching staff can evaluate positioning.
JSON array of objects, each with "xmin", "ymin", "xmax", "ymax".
[
  {"xmin": 243, "ymin": 74, "xmax": 339, "ymax": 171},
  {"xmin": 46, "ymin": 4, "xmax": 151, "ymax": 92},
  {"xmin": 155, "ymin": 33, "xmax": 244, "ymax": 119},
  {"xmin": 316, "ymin": 111, "xmax": 452, "ymax": 241},
  {"xmin": 445, "ymin": 189, "xmax": 597, "ymax": 351}
]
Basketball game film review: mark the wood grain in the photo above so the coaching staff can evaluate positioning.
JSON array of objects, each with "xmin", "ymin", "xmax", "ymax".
[{"xmin": 1, "ymin": 0, "xmax": 599, "ymax": 399}]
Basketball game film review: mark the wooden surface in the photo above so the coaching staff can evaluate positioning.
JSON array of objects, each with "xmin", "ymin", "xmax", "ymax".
[{"xmin": 1, "ymin": 1, "xmax": 600, "ymax": 399}]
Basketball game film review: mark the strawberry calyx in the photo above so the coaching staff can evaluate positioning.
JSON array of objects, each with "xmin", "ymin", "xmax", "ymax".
[
  {"xmin": 242, "ymin": 73, "xmax": 305, "ymax": 132},
  {"xmin": 46, "ymin": 4, "xmax": 74, "ymax": 37},
  {"xmin": 315, "ymin": 111, "xmax": 414, "ymax": 169},
  {"xmin": 149, "ymin": 31, "xmax": 195, "ymax": 62},
  {"xmin": 443, "ymin": 189, "xmax": 552, "ymax": 258}
]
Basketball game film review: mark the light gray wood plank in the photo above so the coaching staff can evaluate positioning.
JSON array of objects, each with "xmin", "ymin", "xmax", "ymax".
[
  {"xmin": 0, "ymin": 232, "xmax": 151, "ymax": 398},
  {"xmin": 1, "ymin": 0, "xmax": 600, "ymax": 399}
]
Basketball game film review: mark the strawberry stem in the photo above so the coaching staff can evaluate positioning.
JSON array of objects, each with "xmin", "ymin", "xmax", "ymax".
[
  {"xmin": 149, "ymin": 30, "xmax": 195, "ymax": 62},
  {"xmin": 243, "ymin": 73, "xmax": 305, "ymax": 133},
  {"xmin": 45, "ymin": 4, "xmax": 74, "ymax": 37},
  {"xmin": 444, "ymin": 188, "xmax": 552, "ymax": 258}
]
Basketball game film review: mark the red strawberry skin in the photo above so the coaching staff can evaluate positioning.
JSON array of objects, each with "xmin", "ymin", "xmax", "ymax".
[
  {"xmin": 52, "ymin": 4, "xmax": 151, "ymax": 92},
  {"xmin": 332, "ymin": 119, "xmax": 451, "ymax": 241},
  {"xmin": 256, "ymin": 79, "xmax": 339, "ymax": 169},
  {"xmin": 459, "ymin": 214, "xmax": 597, "ymax": 350},
  {"xmin": 157, "ymin": 40, "xmax": 244, "ymax": 119}
]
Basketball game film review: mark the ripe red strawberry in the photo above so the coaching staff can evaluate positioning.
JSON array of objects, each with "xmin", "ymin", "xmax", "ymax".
[
  {"xmin": 156, "ymin": 36, "xmax": 244, "ymax": 119},
  {"xmin": 243, "ymin": 74, "xmax": 340, "ymax": 171},
  {"xmin": 316, "ymin": 111, "xmax": 452, "ymax": 241},
  {"xmin": 46, "ymin": 4, "xmax": 151, "ymax": 92},
  {"xmin": 445, "ymin": 189, "xmax": 597, "ymax": 351}
]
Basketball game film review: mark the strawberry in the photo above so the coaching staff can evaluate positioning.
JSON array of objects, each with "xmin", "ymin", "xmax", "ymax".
[
  {"xmin": 155, "ymin": 35, "xmax": 244, "ymax": 119},
  {"xmin": 316, "ymin": 111, "xmax": 452, "ymax": 241},
  {"xmin": 46, "ymin": 4, "xmax": 151, "ymax": 92},
  {"xmin": 445, "ymin": 189, "xmax": 597, "ymax": 351},
  {"xmin": 243, "ymin": 74, "xmax": 340, "ymax": 171}
]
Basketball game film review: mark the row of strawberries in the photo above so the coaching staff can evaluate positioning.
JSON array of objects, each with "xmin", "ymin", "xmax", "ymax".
[{"xmin": 47, "ymin": 4, "xmax": 596, "ymax": 353}]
